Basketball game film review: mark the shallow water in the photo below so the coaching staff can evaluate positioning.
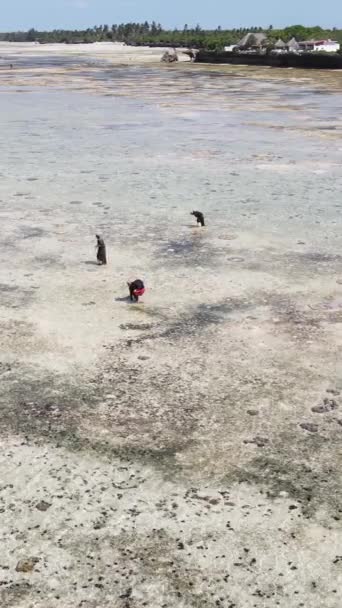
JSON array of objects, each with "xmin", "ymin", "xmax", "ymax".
[
  {"xmin": 0, "ymin": 69, "xmax": 341, "ymax": 252},
  {"xmin": 1, "ymin": 49, "xmax": 342, "ymax": 608}
]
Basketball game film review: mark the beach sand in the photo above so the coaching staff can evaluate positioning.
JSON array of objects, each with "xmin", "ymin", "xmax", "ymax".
[
  {"xmin": 0, "ymin": 41, "xmax": 191, "ymax": 65},
  {"xmin": 0, "ymin": 44, "xmax": 342, "ymax": 607}
]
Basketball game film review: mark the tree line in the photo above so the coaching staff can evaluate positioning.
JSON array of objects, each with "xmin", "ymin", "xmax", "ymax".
[{"xmin": 1, "ymin": 23, "xmax": 342, "ymax": 50}]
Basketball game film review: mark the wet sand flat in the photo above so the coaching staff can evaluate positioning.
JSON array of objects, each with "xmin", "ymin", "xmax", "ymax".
[{"xmin": 0, "ymin": 43, "xmax": 342, "ymax": 607}]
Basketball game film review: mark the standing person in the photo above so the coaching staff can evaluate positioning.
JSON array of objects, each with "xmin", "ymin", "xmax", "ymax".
[
  {"xmin": 127, "ymin": 279, "xmax": 145, "ymax": 302},
  {"xmin": 191, "ymin": 210, "xmax": 205, "ymax": 227},
  {"xmin": 96, "ymin": 234, "xmax": 107, "ymax": 265}
]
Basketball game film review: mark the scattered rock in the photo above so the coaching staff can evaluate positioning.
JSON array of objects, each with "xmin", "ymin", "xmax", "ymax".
[
  {"xmin": 191, "ymin": 492, "xmax": 221, "ymax": 504},
  {"xmin": 254, "ymin": 437, "xmax": 269, "ymax": 447},
  {"xmin": 300, "ymin": 423, "xmax": 318, "ymax": 433},
  {"xmin": 120, "ymin": 323, "xmax": 153, "ymax": 331},
  {"xmin": 15, "ymin": 558, "xmax": 39, "ymax": 573},
  {"xmin": 312, "ymin": 398, "xmax": 338, "ymax": 414},
  {"xmin": 244, "ymin": 436, "xmax": 269, "ymax": 447},
  {"xmin": 218, "ymin": 234, "xmax": 237, "ymax": 241},
  {"xmin": 120, "ymin": 587, "xmax": 132, "ymax": 599},
  {"xmin": 209, "ymin": 498, "xmax": 220, "ymax": 505},
  {"xmin": 327, "ymin": 389, "xmax": 340, "ymax": 396},
  {"xmin": 36, "ymin": 500, "xmax": 51, "ymax": 512},
  {"xmin": 161, "ymin": 50, "xmax": 178, "ymax": 63},
  {"xmin": 227, "ymin": 257, "xmax": 245, "ymax": 263}
]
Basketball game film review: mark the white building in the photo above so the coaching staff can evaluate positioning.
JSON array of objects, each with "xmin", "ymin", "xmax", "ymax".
[{"xmin": 299, "ymin": 39, "xmax": 340, "ymax": 53}]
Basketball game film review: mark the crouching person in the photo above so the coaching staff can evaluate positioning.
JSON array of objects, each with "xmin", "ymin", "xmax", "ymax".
[
  {"xmin": 127, "ymin": 279, "xmax": 145, "ymax": 302},
  {"xmin": 191, "ymin": 210, "xmax": 205, "ymax": 227}
]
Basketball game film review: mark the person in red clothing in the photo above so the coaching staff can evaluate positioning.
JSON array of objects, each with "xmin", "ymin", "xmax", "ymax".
[{"xmin": 127, "ymin": 279, "xmax": 145, "ymax": 302}]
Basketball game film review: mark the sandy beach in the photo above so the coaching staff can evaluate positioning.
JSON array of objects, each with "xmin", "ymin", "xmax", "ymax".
[
  {"xmin": 0, "ymin": 41, "xmax": 191, "ymax": 65},
  {"xmin": 0, "ymin": 43, "xmax": 342, "ymax": 607}
]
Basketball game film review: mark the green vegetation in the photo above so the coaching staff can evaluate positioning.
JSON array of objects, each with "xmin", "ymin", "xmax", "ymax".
[{"xmin": 0, "ymin": 23, "xmax": 342, "ymax": 51}]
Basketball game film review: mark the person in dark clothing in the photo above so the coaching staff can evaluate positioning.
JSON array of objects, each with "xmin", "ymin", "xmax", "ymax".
[
  {"xmin": 96, "ymin": 235, "xmax": 107, "ymax": 265},
  {"xmin": 127, "ymin": 279, "xmax": 145, "ymax": 302},
  {"xmin": 191, "ymin": 210, "xmax": 205, "ymax": 227}
]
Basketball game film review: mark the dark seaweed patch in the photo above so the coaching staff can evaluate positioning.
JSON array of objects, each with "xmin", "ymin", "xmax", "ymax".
[
  {"xmin": 0, "ymin": 283, "xmax": 19, "ymax": 293},
  {"xmin": 19, "ymin": 226, "xmax": 45, "ymax": 240},
  {"xmin": 229, "ymin": 442, "xmax": 342, "ymax": 515},
  {"xmin": 157, "ymin": 237, "xmax": 222, "ymax": 267},
  {"xmin": 158, "ymin": 300, "xmax": 243, "ymax": 339},
  {"xmin": 0, "ymin": 355, "xmax": 200, "ymax": 475},
  {"xmin": 162, "ymin": 239, "xmax": 199, "ymax": 255},
  {"xmin": 34, "ymin": 255, "xmax": 65, "ymax": 268},
  {"xmin": 120, "ymin": 323, "xmax": 154, "ymax": 331},
  {"xmin": 0, "ymin": 284, "xmax": 34, "ymax": 308},
  {"xmin": 0, "ymin": 582, "xmax": 33, "ymax": 607},
  {"xmin": 300, "ymin": 251, "xmax": 342, "ymax": 264},
  {"xmin": 130, "ymin": 298, "xmax": 250, "ymax": 345}
]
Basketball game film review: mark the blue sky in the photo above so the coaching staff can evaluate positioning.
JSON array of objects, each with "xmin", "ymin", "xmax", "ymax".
[{"xmin": 2, "ymin": 0, "xmax": 341, "ymax": 31}]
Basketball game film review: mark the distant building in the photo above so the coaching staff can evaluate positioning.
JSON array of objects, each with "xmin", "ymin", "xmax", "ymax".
[
  {"xmin": 222, "ymin": 33, "xmax": 340, "ymax": 57},
  {"xmin": 298, "ymin": 39, "xmax": 340, "ymax": 53},
  {"xmin": 274, "ymin": 38, "xmax": 286, "ymax": 49},
  {"xmin": 224, "ymin": 44, "xmax": 238, "ymax": 52},
  {"xmin": 286, "ymin": 37, "xmax": 300, "ymax": 52},
  {"xmin": 272, "ymin": 39, "xmax": 286, "ymax": 53}
]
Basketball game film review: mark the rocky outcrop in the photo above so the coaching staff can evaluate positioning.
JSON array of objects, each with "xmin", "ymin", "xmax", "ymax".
[{"xmin": 161, "ymin": 50, "xmax": 178, "ymax": 63}]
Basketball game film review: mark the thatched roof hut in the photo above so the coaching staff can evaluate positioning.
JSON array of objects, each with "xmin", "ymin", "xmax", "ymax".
[
  {"xmin": 274, "ymin": 38, "xmax": 286, "ymax": 49},
  {"xmin": 287, "ymin": 37, "xmax": 300, "ymax": 51}
]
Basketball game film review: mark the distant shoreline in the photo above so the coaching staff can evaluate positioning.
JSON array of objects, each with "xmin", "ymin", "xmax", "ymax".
[{"xmin": 0, "ymin": 41, "xmax": 192, "ymax": 66}]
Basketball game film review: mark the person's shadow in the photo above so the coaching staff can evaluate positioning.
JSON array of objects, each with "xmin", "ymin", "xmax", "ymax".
[
  {"xmin": 115, "ymin": 296, "xmax": 131, "ymax": 302},
  {"xmin": 84, "ymin": 261, "xmax": 100, "ymax": 266}
]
